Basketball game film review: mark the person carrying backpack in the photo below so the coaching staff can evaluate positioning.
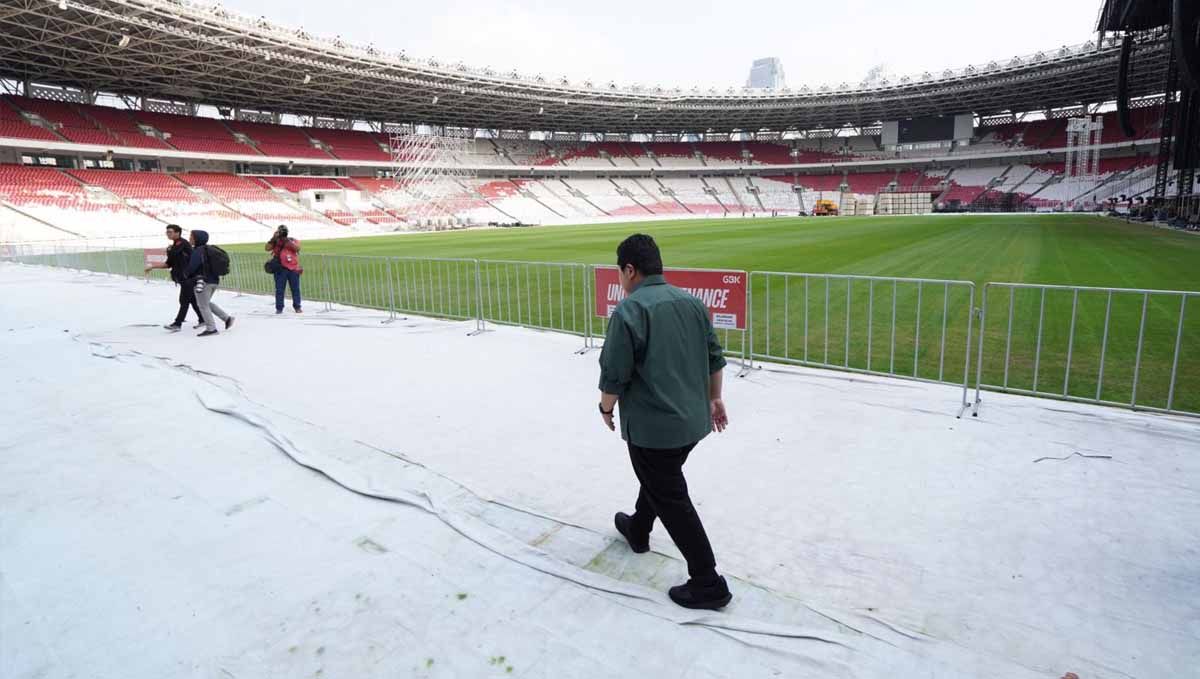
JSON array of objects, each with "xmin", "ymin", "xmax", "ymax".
[
  {"xmin": 184, "ymin": 230, "xmax": 235, "ymax": 337},
  {"xmin": 265, "ymin": 225, "xmax": 303, "ymax": 314},
  {"xmin": 144, "ymin": 224, "xmax": 202, "ymax": 332}
]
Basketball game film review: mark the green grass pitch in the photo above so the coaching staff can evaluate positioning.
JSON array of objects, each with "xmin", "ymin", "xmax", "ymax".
[{"xmin": 218, "ymin": 213, "xmax": 1198, "ymax": 414}]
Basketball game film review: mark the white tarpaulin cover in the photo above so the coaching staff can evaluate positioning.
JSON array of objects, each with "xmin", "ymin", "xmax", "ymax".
[{"xmin": 1, "ymin": 263, "xmax": 1197, "ymax": 678}]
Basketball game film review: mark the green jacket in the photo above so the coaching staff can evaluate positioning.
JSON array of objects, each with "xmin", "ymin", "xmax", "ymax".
[{"xmin": 598, "ymin": 275, "xmax": 727, "ymax": 449}]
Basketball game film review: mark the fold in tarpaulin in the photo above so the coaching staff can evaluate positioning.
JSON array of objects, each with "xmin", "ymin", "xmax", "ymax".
[{"xmin": 2, "ymin": 263, "xmax": 1198, "ymax": 678}]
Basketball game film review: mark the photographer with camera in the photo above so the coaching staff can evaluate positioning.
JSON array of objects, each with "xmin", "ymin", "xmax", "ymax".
[{"xmin": 265, "ymin": 225, "xmax": 303, "ymax": 314}]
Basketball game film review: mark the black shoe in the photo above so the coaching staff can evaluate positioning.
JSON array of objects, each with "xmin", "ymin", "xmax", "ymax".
[
  {"xmin": 197, "ymin": 329, "xmax": 218, "ymax": 337},
  {"xmin": 614, "ymin": 512, "xmax": 649, "ymax": 554},
  {"xmin": 164, "ymin": 323, "xmax": 182, "ymax": 332},
  {"xmin": 668, "ymin": 576, "xmax": 732, "ymax": 610},
  {"xmin": 225, "ymin": 316, "xmax": 235, "ymax": 330}
]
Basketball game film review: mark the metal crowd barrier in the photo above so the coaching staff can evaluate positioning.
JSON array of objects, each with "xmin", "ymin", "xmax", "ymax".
[
  {"xmin": 6, "ymin": 244, "xmax": 1198, "ymax": 418},
  {"xmin": 479, "ymin": 260, "xmax": 591, "ymax": 342},
  {"xmin": 973, "ymin": 282, "xmax": 1199, "ymax": 416},
  {"xmin": 747, "ymin": 272, "xmax": 977, "ymax": 416},
  {"xmin": 224, "ymin": 252, "xmax": 485, "ymax": 331}
]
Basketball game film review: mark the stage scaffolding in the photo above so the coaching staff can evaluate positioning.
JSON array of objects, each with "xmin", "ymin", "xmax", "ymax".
[
  {"xmin": 1064, "ymin": 116, "xmax": 1104, "ymax": 209},
  {"xmin": 389, "ymin": 132, "xmax": 477, "ymax": 229}
]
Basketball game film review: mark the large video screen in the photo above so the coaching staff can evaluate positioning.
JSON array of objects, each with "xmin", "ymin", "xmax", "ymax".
[{"xmin": 897, "ymin": 116, "xmax": 956, "ymax": 144}]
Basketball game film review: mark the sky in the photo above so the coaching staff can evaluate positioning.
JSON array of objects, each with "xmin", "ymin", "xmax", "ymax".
[{"xmin": 218, "ymin": 0, "xmax": 1105, "ymax": 90}]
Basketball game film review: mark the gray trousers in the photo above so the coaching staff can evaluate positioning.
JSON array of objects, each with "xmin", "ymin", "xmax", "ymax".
[{"xmin": 196, "ymin": 282, "xmax": 229, "ymax": 331}]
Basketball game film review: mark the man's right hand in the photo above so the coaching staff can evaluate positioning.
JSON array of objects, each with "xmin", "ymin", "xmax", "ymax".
[{"xmin": 710, "ymin": 399, "xmax": 728, "ymax": 432}]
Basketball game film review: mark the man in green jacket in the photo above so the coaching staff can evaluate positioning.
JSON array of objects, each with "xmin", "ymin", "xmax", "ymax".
[{"xmin": 598, "ymin": 234, "xmax": 732, "ymax": 610}]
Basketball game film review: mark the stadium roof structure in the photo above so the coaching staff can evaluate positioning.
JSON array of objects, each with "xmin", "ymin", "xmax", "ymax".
[{"xmin": 0, "ymin": 0, "xmax": 1172, "ymax": 135}]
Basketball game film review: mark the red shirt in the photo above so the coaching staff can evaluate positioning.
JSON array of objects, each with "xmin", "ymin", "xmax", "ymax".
[{"xmin": 272, "ymin": 238, "xmax": 302, "ymax": 273}]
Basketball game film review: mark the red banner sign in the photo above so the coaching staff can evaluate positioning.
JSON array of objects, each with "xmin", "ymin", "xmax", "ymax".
[
  {"xmin": 143, "ymin": 248, "xmax": 167, "ymax": 269},
  {"xmin": 594, "ymin": 267, "xmax": 747, "ymax": 330}
]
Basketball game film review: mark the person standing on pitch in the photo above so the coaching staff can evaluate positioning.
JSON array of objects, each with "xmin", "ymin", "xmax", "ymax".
[
  {"xmin": 146, "ymin": 224, "xmax": 201, "ymax": 332},
  {"xmin": 598, "ymin": 233, "xmax": 732, "ymax": 610},
  {"xmin": 266, "ymin": 225, "xmax": 303, "ymax": 314},
  {"xmin": 183, "ymin": 230, "xmax": 234, "ymax": 337}
]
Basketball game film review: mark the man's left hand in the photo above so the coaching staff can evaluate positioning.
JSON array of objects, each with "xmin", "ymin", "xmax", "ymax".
[{"xmin": 601, "ymin": 409, "xmax": 615, "ymax": 431}]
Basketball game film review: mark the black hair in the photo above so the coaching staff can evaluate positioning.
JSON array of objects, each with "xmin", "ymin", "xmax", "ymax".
[
  {"xmin": 276, "ymin": 225, "xmax": 289, "ymax": 237},
  {"xmin": 165, "ymin": 224, "xmax": 182, "ymax": 235},
  {"xmin": 616, "ymin": 233, "xmax": 663, "ymax": 276}
]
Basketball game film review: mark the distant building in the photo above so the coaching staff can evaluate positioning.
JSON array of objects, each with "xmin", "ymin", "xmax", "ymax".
[{"xmin": 746, "ymin": 58, "xmax": 786, "ymax": 89}]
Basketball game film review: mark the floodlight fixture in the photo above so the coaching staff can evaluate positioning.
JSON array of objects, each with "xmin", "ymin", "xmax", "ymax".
[{"xmin": 117, "ymin": 34, "xmax": 131, "ymax": 48}]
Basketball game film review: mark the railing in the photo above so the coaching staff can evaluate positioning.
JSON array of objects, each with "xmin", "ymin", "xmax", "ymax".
[
  {"xmin": 479, "ymin": 260, "xmax": 592, "ymax": 339},
  {"xmin": 973, "ymin": 283, "xmax": 1199, "ymax": 416},
  {"xmin": 747, "ymin": 272, "xmax": 977, "ymax": 415},
  {"xmin": 5, "ymin": 245, "xmax": 1198, "ymax": 418},
  {"xmin": 225, "ymin": 253, "xmax": 486, "ymax": 329}
]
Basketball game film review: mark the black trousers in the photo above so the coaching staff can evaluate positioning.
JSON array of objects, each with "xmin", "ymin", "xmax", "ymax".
[
  {"xmin": 173, "ymin": 282, "xmax": 202, "ymax": 325},
  {"xmin": 627, "ymin": 441, "xmax": 718, "ymax": 580}
]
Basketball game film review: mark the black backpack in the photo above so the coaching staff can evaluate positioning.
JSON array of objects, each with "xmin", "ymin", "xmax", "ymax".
[{"xmin": 205, "ymin": 244, "xmax": 231, "ymax": 277}]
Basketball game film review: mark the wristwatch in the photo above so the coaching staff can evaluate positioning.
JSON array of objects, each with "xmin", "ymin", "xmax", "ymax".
[{"xmin": 599, "ymin": 404, "xmax": 614, "ymax": 415}]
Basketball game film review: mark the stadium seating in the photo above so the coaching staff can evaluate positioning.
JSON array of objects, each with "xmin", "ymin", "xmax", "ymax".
[
  {"xmin": 0, "ymin": 91, "xmax": 1178, "ymax": 238},
  {"xmin": 841, "ymin": 172, "xmax": 894, "ymax": 194},
  {"xmin": 5, "ymin": 96, "xmax": 123, "ymax": 146},
  {"xmin": 695, "ymin": 143, "xmax": 744, "ymax": 166},
  {"xmin": 0, "ymin": 98, "xmax": 67, "ymax": 142},
  {"xmin": 266, "ymin": 175, "xmax": 418, "ymax": 226},
  {"xmin": 656, "ymin": 177, "xmax": 727, "ymax": 214},
  {"xmin": 791, "ymin": 174, "xmax": 840, "ymax": 192},
  {"xmin": 0, "ymin": 202, "xmax": 75, "ymax": 243},
  {"xmin": 555, "ymin": 142, "xmax": 616, "ymax": 167},
  {"xmin": 225, "ymin": 120, "xmax": 331, "ymax": 159},
  {"xmin": 261, "ymin": 176, "xmax": 344, "ymax": 192},
  {"xmin": 0, "ymin": 164, "xmax": 164, "ymax": 237},
  {"xmin": 77, "ymin": 103, "xmax": 174, "ymax": 149},
  {"xmin": 174, "ymin": 172, "xmax": 332, "ymax": 231},
  {"xmin": 563, "ymin": 178, "xmax": 645, "ymax": 216},
  {"xmin": 526, "ymin": 179, "xmax": 604, "ymax": 218},
  {"xmin": 66, "ymin": 168, "xmax": 262, "ymax": 234},
  {"xmin": 346, "ymin": 175, "xmax": 506, "ymax": 224},
  {"xmin": 307, "ymin": 128, "xmax": 391, "ymax": 162},
  {"xmin": 1022, "ymin": 118, "xmax": 1069, "ymax": 149},
  {"xmin": 934, "ymin": 166, "xmax": 1007, "ymax": 207},
  {"xmin": 750, "ymin": 176, "xmax": 800, "ymax": 211},
  {"xmin": 133, "ymin": 111, "xmax": 259, "ymax": 156},
  {"xmin": 895, "ymin": 170, "xmax": 944, "ymax": 191},
  {"xmin": 939, "ymin": 185, "xmax": 988, "ymax": 206},
  {"xmin": 614, "ymin": 177, "xmax": 690, "ymax": 214},
  {"xmin": 719, "ymin": 177, "xmax": 757, "ymax": 210},
  {"xmin": 457, "ymin": 179, "xmax": 554, "ymax": 222},
  {"xmin": 1099, "ymin": 109, "xmax": 1161, "ymax": 144},
  {"xmin": 640, "ymin": 143, "xmax": 694, "ymax": 167},
  {"xmin": 494, "ymin": 140, "xmax": 556, "ymax": 166}
]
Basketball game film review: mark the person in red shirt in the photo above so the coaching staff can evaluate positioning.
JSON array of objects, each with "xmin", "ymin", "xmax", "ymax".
[{"xmin": 266, "ymin": 225, "xmax": 303, "ymax": 314}]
